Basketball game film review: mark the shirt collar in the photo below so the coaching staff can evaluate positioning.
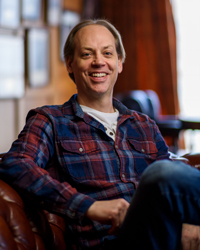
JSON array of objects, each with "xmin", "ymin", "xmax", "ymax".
[
  {"xmin": 113, "ymin": 97, "xmax": 134, "ymax": 116},
  {"xmin": 63, "ymin": 94, "xmax": 134, "ymax": 119}
]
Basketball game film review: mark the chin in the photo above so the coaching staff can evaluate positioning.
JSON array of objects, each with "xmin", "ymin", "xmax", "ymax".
[{"xmin": 92, "ymin": 85, "xmax": 111, "ymax": 93}]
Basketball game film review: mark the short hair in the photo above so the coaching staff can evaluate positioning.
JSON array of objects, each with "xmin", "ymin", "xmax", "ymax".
[{"xmin": 63, "ymin": 19, "xmax": 126, "ymax": 82}]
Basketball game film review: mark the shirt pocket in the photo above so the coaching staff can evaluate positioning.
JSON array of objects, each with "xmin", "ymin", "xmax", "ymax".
[
  {"xmin": 58, "ymin": 139, "xmax": 101, "ymax": 181},
  {"xmin": 61, "ymin": 140, "xmax": 98, "ymax": 155},
  {"xmin": 128, "ymin": 139, "xmax": 158, "ymax": 175}
]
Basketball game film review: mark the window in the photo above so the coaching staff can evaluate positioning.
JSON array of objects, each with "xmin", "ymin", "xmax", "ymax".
[{"xmin": 171, "ymin": 0, "xmax": 200, "ymax": 152}]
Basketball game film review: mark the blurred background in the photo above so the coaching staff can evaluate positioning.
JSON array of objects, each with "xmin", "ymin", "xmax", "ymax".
[{"xmin": 0, "ymin": 0, "xmax": 200, "ymax": 155}]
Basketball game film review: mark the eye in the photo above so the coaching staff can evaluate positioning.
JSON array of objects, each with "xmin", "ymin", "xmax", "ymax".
[
  {"xmin": 82, "ymin": 52, "xmax": 91, "ymax": 58},
  {"xmin": 104, "ymin": 51, "xmax": 112, "ymax": 56}
]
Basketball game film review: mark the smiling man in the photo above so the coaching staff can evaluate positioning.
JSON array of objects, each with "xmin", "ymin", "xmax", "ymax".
[
  {"xmin": 65, "ymin": 22, "xmax": 123, "ymax": 112},
  {"xmin": 1, "ymin": 19, "xmax": 200, "ymax": 250}
]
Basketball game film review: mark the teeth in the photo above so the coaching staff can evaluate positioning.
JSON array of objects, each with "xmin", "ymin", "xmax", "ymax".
[{"xmin": 91, "ymin": 73, "xmax": 106, "ymax": 77}]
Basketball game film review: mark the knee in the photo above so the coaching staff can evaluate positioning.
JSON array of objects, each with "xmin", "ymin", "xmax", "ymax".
[{"xmin": 139, "ymin": 160, "xmax": 190, "ymax": 190}]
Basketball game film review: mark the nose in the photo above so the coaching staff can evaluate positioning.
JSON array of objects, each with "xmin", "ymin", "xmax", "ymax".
[{"xmin": 92, "ymin": 52, "xmax": 105, "ymax": 67}]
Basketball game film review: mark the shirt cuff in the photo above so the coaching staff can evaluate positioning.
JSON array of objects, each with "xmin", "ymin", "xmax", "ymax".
[{"xmin": 65, "ymin": 192, "xmax": 95, "ymax": 220}]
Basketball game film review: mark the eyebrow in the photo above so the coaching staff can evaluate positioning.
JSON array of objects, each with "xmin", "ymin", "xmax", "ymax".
[
  {"xmin": 103, "ymin": 45, "xmax": 114, "ymax": 50},
  {"xmin": 81, "ymin": 45, "xmax": 114, "ymax": 51}
]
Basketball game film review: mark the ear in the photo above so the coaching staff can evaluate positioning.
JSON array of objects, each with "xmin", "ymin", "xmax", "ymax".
[
  {"xmin": 65, "ymin": 56, "xmax": 73, "ymax": 73},
  {"xmin": 118, "ymin": 57, "xmax": 123, "ymax": 74}
]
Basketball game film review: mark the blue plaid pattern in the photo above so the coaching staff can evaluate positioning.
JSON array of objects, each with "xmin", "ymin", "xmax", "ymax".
[{"xmin": 0, "ymin": 94, "xmax": 169, "ymax": 249}]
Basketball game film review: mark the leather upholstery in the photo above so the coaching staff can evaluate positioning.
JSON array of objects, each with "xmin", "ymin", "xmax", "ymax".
[{"xmin": 0, "ymin": 155, "xmax": 67, "ymax": 250}]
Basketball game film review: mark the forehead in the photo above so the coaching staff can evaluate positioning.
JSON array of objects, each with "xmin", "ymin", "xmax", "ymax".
[{"xmin": 74, "ymin": 24, "xmax": 116, "ymax": 49}]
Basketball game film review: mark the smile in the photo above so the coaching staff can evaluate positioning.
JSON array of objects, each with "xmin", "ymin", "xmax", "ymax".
[{"xmin": 90, "ymin": 73, "xmax": 107, "ymax": 77}]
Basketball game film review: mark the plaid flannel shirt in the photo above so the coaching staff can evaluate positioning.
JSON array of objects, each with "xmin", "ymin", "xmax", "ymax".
[{"xmin": 0, "ymin": 94, "xmax": 170, "ymax": 249}]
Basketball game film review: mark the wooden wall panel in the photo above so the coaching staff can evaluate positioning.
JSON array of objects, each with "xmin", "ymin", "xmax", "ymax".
[
  {"xmin": 62, "ymin": 0, "xmax": 83, "ymax": 12},
  {"xmin": 0, "ymin": 0, "xmax": 81, "ymax": 153},
  {"xmin": 100, "ymin": 0, "xmax": 178, "ymax": 115},
  {"xmin": 0, "ymin": 100, "xmax": 16, "ymax": 152}
]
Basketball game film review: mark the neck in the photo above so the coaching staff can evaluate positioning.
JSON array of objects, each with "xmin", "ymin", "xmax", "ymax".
[{"xmin": 77, "ymin": 95, "xmax": 115, "ymax": 113}]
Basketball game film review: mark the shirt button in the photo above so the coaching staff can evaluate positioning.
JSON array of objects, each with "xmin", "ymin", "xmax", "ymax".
[
  {"xmin": 109, "ymin": 132, "xmax": 114, "ymax": 136},
  {"xmin": 115, "ymin": 145, "xmax": 118, "ymax": 149},
  {"xmin": 122, "ymin": 174, "xmax": 125, "ymax": 178},
  {"xmin": 105, "ymin": 127, "xmax": 107, "ymax": 131},
  {"xmin": 141, "ymin": 149, "xmax": 145, "ymax": 153},
  {"xmin": 79, "ymin": 147, "xmax": 83, "ymax": 152},
  {"xmin": 71, "ymin": 212, "xmax": 76, "ymax": 218}
]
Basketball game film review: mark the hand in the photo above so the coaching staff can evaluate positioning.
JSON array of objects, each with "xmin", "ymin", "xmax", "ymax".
[
  {"xmin": 86, "ymin": 198, "xmax": 130, "ymax": 234},
  {"xmin": 181, "ymin": 223, "xmax": 200, "ymax": 250}
]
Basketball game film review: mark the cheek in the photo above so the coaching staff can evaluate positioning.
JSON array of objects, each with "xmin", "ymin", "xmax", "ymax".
[
  {"xmin": 72, "ymin": 63, "xmax": 89, "ymax": 82},
  {"xmin": 77, "ymin": 58, "xmax": 90, "ymax": 69}
]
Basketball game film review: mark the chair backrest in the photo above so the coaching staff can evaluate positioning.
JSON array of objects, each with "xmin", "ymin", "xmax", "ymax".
[
  {"xmin": 115, "ymin": 89, "xmax": 163, "ymax": 122},
  {"xmin": 115, "ymin": 90, "xmax": 152, "ymax": 116},
  {"xmin": 145, "ymin": 89, "xmax": 162, "ymax": 120}
]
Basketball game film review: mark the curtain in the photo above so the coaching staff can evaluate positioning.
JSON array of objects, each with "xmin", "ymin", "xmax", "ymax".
[
  {"xmin": 100, "ymin": 0, "xmax": 179, "ymax": 115},
  {"xmin": 82, "ymin": 0, "xmax": 101, "ymax": 19}
]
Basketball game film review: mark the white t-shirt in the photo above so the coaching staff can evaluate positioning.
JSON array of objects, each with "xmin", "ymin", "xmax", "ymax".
[{"xmin": 80, "ymin": 105, "xmax": 119, "ymax": 141}]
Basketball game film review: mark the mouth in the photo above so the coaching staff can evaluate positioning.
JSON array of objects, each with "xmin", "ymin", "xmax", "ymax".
[{"xmin": 89, "ymin": 72, "xmax": 108, "ymax": 78}]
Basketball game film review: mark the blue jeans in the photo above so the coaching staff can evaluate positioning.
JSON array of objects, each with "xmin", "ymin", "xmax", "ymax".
[{"xmin": 108, "ymin": 160, "xmax": 200, "ymax": 250}]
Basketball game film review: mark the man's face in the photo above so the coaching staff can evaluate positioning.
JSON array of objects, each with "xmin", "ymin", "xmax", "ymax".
[{"xmin": 66, "ymin": 24, "xmax": 123, "ymax": 102}]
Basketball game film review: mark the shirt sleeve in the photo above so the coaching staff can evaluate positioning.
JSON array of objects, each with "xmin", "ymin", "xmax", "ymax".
[
  {"xmin": 152, "ymin": 120, "xmax": 171, "ymax": 160},
  {"xmin": 0, "ymin": 112, "xmax": 95, "ymax": 221}
]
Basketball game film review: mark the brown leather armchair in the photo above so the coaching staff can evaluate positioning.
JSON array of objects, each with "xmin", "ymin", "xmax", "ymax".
[
  {"xmin": 0, "ymin": 152, "xmax": 200, "ymax": 249},
  {"xmin": 0, "ymin": 153, "xmax": 68, "ymax": 250}
]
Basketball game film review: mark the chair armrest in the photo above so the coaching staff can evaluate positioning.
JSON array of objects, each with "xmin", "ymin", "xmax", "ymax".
[
  {"xmin": 0, "ymin": 179, "xmax": 67, "ymax": 249},
  {"xmin": 182, "ymin": 153, "xmax": 200, "ymax": 168},
  {"xmin": 169, "ymin": 151, "xmax": 189, "ymax": 164}
]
